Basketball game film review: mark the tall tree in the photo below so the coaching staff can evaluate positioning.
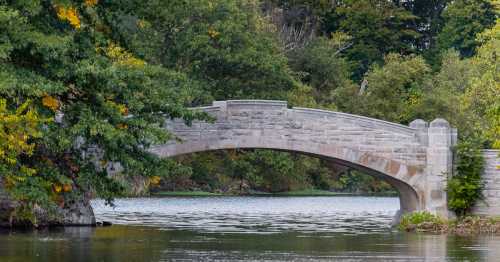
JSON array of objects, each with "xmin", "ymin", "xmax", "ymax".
[
  {"xmin": 461, "ymin": 18, "xmax": 500, "ymax": 148},
  {"xmin": 108, "ymin": 0, "xmax": 298, "ymax": 101},
  {"xmin": 436, "ymin": 0, "xmax": 497, "ymax": 58},
  {"xmin": 0, "ymin": 0, "xmax": 205, "ymax": 221},
  {"xmin": 394, "ymin": 0, "xmax": 450, "ymax": 52},
  {"xmin": 322, "ymin": 0, "xmax": 420, "ymax": 79},
  {"xmin": 287, "ymin": 34, "xmax": 355, "ymax": 106},
  {"xmin": 334, "ymin": 54, "xmax": 431, "ymax": 123}
]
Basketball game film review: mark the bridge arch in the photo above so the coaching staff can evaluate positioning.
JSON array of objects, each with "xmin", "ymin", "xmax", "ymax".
[{"xmin": 150, "ymin": 100, "xmax": 455, "ymax": 217}]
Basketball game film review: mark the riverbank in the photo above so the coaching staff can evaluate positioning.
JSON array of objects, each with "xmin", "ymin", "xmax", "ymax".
[
  {"xmin": 151, "ymin": 191, "xmax": 224, "ymax": 196},
  {"xmin": 151, "ymin": 189, "xmax": 398, "ymax": 197},
  {"xmin": 399, "ymin": 212, "xmax": 500, "ymax": 235}
]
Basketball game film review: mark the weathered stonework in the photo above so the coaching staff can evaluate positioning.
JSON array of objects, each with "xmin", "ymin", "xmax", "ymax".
[
  {"xmin": 472, "ymin": 150, "xmax": 500, "ymax": 216},
  {"xmin": 150, "ymin": 100, "xmax": 457, "ymax": 217}
]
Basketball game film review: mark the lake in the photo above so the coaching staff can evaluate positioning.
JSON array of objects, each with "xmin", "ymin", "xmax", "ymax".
[{"xmin": 1, "ymin": 196, "xmax": 499, "ymax": 261}]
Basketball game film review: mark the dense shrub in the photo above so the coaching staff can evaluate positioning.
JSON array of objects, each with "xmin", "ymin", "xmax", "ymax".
[{"xmin": 447, "ymin": 139, "xmax": 485, "ymax": 216}]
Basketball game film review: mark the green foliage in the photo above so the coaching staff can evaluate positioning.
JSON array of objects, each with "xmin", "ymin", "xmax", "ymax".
[
  {"xmin": 115, "ymin": 0, "xmax": 297, "ymax": 101},
  {"xmin": 399, "ymin": 211, "xmax": 444, "ymax": 231},
  {"xmin": 166, "ymin": 149, "xmax": 395, "ymax": 195},
  {"xmin": 288, "ymin": 36, "xmax": 355, "ymax": 105},
  {"xmin": 335, "ymin": 54, "xmax": 431, "ymax": 123},
  {"xmin": 447, "ymin": 139, "xmax": 485, "ymax": 216},
  {"xmin": 322, "ymin": 0, "xmax": 420, "ymax": 79},
  {"xmin": 332, "ymin": 170, "xmax": 395, "ymax": 194},
  {"xmin": 0, "ymin": 0, "xmax": 208, "ymax": 217},
  {"xmin": 436, "ymin": 0, "xmax": 497, "ymax": 58},
  {"xmin": 462, "ymin": 18, "xmax": 500, "ymax": 148},
  {"xmin": 395, "ymin": 0, "xmax": 449, "ymax": 52}
]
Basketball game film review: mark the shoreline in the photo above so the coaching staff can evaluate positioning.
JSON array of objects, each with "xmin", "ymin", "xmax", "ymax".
[
  {"xmin": 150, "ymin": 189, "xmax": 398, "ymax": 197},
  {"xmin": 399, "ymin": 212, "xmax": 500, "ymax": 235}
]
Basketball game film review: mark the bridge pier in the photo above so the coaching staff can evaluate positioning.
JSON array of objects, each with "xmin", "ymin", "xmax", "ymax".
[
  {"xmin": 410, "ymin": 118, "xmax": 455, "ymax": 217},
  {"xmin": 426, "ymin": 119, "xmax": 455, "ymax": 217}
]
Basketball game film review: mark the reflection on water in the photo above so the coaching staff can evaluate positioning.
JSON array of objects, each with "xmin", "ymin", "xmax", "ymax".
[
  {"xmin": 0, "ymin": 196, "xmax": 499, "ymax": 261},
  {"xmin": 91, "ymin": 196, "xmax": 399, "ymax": 233}
]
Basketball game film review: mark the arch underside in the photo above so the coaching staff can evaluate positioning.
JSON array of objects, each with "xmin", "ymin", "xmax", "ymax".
[{"xmin": 150, "ymin": 138, "xmax": 424, "ymax": 214}]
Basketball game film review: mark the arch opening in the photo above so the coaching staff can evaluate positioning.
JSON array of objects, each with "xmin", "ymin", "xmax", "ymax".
[{"xmin": 153, "ymin": 145, "xmax": 421, "ymax": 217}]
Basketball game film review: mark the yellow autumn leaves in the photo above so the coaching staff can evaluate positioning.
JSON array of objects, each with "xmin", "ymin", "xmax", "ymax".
[
  {"xmin": 56, "ymin": 6, "xmax": 81, "ymax": 29},
  {"xmin": 103, "ymin": 42, "xmax": 146, "ymax": 68},
  {"xmin": 0, "ymin": 100, "xmax": 42, "ymax": 165},
  {"xmin": 208, "ymin": 27, "xmax": 220, "ymax": 38},
  {"xmin": 54, "ymin": 0, "xmax": 99, "ymax": 30},
  {"xmin": 42, "ymin": 95, "xmax": 60, "ymax": 111},
  {"xmin": 53, "ymin": 183, "xmax": 72, "ymax": 193},
  {"xmin": 84, "ymin": 0, "xmax": 99, "ymax": 7},
  {"xmin": 106, "ymin": 100, "xmax": 129, "ymax": 116},
  {"xmin": 54, "ymin": 3, "xmax": 146, "ymax": 68},
  {"xmin": 150, "ymin": 176, "xmax": 161, "ymax": 186},
  {"xmin": 105, "ymin": 100, "xmax": 130, "ymax": 130},
  {"xmin": 0, "ymin": 99, "xmax": 45, "ymax": 188}
]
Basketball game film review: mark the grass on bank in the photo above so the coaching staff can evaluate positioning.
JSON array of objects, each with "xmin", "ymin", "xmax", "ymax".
[
  {"xmin": 152, "ymin": 191, "xmax": 223, "ymax": 196},
  {"xmin": 399, "ymin": 211, "xmax": 500, "ymax": 234},
  {"xmin": 151, "ymin": 190, "xmax": 340, "ymax": 197},
  {"xmin": 274, "ymin": 189, "xmax": 350, "ymax": 196},
  {"xmin": 151, "ymin": 189, "xmax": 397, "ymax": 197}
]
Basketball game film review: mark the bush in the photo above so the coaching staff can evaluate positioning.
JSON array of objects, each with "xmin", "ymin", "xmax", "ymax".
[{"xmin": 447, "ymin": 139, "xmax": 485, "ymax": 216}]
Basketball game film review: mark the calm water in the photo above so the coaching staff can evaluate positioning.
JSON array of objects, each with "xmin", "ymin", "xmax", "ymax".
[{"xmin": 1, "ymin": 196, "xmax": 499, "ymax": 261}]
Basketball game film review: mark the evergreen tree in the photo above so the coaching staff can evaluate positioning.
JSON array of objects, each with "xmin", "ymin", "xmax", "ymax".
[{"xmin": 436, "ymin": 0, "xmax": 497, "ymax": 58}]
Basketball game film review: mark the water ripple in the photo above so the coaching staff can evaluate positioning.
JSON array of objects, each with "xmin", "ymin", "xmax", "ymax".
[{"xmin": 91, "ymin": 196, "xmax": 399, "ymax": 234}]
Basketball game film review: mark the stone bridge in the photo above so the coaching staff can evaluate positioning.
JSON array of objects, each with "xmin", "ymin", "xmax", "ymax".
[{"xmin": 150, "ymin": 100, "xmax": 457, "ymax": 217}]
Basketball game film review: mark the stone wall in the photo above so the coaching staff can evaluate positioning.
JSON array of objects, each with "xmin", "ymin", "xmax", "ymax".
[{"xmin": 472, "ymin": 150, "xmax": 500, "ymax": 216}]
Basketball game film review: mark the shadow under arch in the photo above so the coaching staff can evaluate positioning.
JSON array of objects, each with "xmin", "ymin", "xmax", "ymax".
[{"xmin": 151, "ymin": 140, "xmax": 422, "ymax": 217}]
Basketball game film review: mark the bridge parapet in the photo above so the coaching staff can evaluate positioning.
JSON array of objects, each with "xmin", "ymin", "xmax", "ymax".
[
  {"xmin": 166, "ymin": 100, "xmax": 429, "ymax": 166},
  {"xmin": 189, "ymin": 100, "xmax": 421, "ymax": 136},
  {"xmin": 291, "ymin": 107, "xmax": 418, "ymax": 137}
]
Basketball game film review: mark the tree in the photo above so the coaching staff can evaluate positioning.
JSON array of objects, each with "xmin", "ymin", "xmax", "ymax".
[
  {"xmin": 394, "ymin": 0, "xmax": 450, "ymax": 51},
  {"xmin": 461, "ymin": 18, "xmax": 500, "ymax": 148},
  {"xmin": 110, "ymin": 0, "xmax": 298, "ymax": 101},
  {"xmin": 0, "ymin": 1, "xmax": 205, "ymax": 221},
  {"xmin": 288, "ymin": 34, "xmax": 355, "ymax": 106},
  {"xmin": 447, "ymin": 139, "xmax": 485, "ymax": 216},
  {"xmin": 322, "ymin": 0, "xmax": 420, "ymax": 79},
  {"xmin": 405, "ymin": 50, "xmax": 469, "ymax": 125},
  {"xmin": 334, "ymin": 54, "xmax": 431, "ymax": 123},
  {"xmin": 436, "ymin": 0, "xmax": 497, "ymax": 58}
]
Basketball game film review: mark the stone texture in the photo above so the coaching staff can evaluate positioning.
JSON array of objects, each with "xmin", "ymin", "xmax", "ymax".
[
  {"xmin": 150, "ymin": 100, "xmax": 457, "ymax": 217},
  {"xmin": 472, "ymin": 150, "xmax": 500, "ymax": 216}
]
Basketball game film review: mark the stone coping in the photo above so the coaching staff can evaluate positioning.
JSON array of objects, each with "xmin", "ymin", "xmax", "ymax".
[
  {"xmin": 292, "ymin": 107, "xmax": 416, "ymax": 135},
  {"xmin": 187, "ymin": 100, "xmax": 419, "ymax": 136}
]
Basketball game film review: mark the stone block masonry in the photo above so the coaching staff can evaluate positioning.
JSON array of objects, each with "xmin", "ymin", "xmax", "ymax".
[{"xmin": 472, "ymin": 150, "xmax": 500, "ymax": 216}]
